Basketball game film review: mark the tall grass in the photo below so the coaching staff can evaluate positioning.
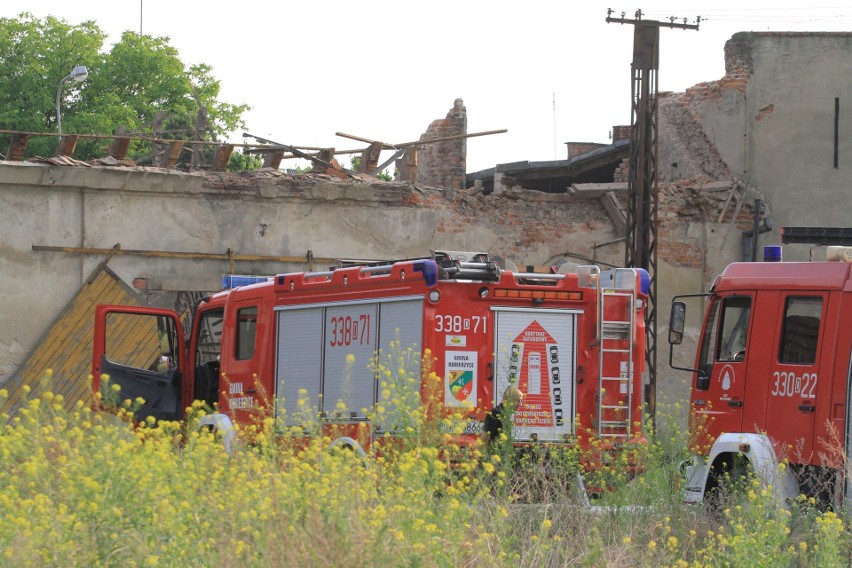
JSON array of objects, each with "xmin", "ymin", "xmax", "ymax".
[{"xmin": 1, "ymin": 371, "xmax": 850, "ymax": 567}]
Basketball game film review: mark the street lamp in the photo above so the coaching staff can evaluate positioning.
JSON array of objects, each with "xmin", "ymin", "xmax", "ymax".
[{"xmin": 56, "ymin": 65, "xmax": 89, "ymax": 134}]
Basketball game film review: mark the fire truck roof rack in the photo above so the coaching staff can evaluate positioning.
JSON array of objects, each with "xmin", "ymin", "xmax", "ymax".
[
  {"xmin": 335, "ymin": 250, "xmax": 501, "ymax": 282},
  {"xmin": 780, "ymin": 227, "xmax": 852, "ymax": 246}
]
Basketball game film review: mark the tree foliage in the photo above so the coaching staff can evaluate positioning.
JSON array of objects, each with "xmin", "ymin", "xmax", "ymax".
[
  {"xmin": 349, "ymin": 156, "xmax": 396, "ymax": 181},
  {"xmin": 228, "ymin": 149, "xmax": 263, "ymax": 173},
  {"xmin": 0, "ymin": 13, "xmax": 249, "ymax": 163}
]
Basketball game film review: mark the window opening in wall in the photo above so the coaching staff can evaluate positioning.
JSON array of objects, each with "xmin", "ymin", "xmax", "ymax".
[{"xmin": 236, "ymin": 307, "xmax": 257, "ymax": 360}]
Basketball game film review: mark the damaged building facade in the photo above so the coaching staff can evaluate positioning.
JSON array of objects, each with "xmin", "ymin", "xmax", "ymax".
[{"xmin": 1, "ymin": 32, "xmax": 850, "ymax": 411}]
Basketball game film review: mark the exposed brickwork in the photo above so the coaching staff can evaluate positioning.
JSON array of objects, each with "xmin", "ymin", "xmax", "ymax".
[
  {"xmin": 657, "ymin": 90, "xmax": 731, "ymax": 182},
  {"xmin": 612, "ymin": 125, "xmax": 631, "ymax": 142},
  {"xmin": 399, "ymin": 99, "xmax": 467, "ymax": 189},
  {"xmin": 565, "ymin": 142, "xmax": 605, "ymax": 158},
  {"xmin": 755, "ymin": 104, "xmax": 774, "ymax": 122},
  {"xmin": 657, "ymin": 179, "xmax": 757, "ymax": 270},
  {"xmin": 724, "ymin": 32, "xmax": 756, "ymax": 79},
  {"xmin": 613, "ymin": 157, "xmax": 629, "ymax": 183},
  {"xmin": 403, "ymin": 185, "xmax": 614, "ymax": 262}
]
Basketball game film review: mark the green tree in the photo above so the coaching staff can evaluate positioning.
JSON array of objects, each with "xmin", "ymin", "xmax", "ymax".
[
  {"xmin": 228, "ymin": 149, "xmax": 263, "ymax": 173},
  {"xmin": 0, "ymin": 13, "xmax": 249, "ymax": 163},
  {"xmin": 0, "ymin": 14, "xmax": 103, "ymax": 148},
  {"xmin": 349, "ymin": 156, "xmax": 396, "ymax": 181}
]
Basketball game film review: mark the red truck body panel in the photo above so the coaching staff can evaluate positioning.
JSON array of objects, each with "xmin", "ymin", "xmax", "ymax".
[
  {"xmin": 690, "ymin": 261, "xmax": 852, "ymax": 467},
  {"xmin": 93, "ymin": 257, "xmax": 649, "ymax": 464}
]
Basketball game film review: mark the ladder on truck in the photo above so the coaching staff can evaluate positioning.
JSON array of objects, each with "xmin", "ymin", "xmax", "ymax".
[{"xmin": 597, "ymin": 268, "xmax": 637, "ymax": 440}]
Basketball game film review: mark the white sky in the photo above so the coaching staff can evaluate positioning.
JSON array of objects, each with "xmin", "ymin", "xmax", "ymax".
[{"xmin": 4, "ymin": 1, "xmax": 851, "ymax": 173}]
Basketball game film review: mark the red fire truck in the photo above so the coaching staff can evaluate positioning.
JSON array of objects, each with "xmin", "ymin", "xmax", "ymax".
[
  {"xmin": 92, "ymin": 252, "xmax": 649, "ymax": 461},
  {"xmin": 669, "ymin": 241, "xmax": 852, "ymax": 507}
]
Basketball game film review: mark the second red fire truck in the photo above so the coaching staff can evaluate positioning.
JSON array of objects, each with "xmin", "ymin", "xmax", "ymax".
[{"xmin": 670, "ymin": 240, "xmax": 852, "ymax": 507}]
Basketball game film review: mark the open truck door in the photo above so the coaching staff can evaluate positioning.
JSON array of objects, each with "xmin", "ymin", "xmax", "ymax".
[{"xmin": 92, "ymin": 305, "xmax": 186, "ymax": 422}]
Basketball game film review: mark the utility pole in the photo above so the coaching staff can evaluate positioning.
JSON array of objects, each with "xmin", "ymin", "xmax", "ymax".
[{"xmin": 606, "ymin": 9, "xmax": 699, "ymax": 418}]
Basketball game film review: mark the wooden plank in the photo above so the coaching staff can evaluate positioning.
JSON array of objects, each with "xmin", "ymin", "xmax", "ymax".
[
  {"xmin": 335, "ymin": 128, "xmax": 507, "ymax": 149},
  {"xmin": 51, "ymin": 336, "xmax": 93, "ymax": 400},
  {"xmin": 212, "ymin": 144, "xmax": 234, "ymax": 171},
  {"xmin": 404, "ymin": 147, "xmax": 418, "ymax": 182},
  {"xmin": 49, "ymin": 276, "xmax": 141, "ymax": 405},
  {"xmin": 107, "ymin": 137, "xmax": 131, "ymax": 159},
  {"xmin": 263, "ymin": 150, "xmax": 285, "ymax": 169},
  {"xmin": 567, "ymin": 182, "xmax": 629, "ymax": 199},
  {"xmin": 54, "ymin": 135, "xmax": 79, "ymax": 157},
  {"xmin": 32, "ymin": 244, "xmax": 339, "ymax": 266},
  {"xmin": 716, "ymin": 182, "xmax": 740, "ymax": 223},
  {"xmin": 158, "ymin": 141, "xmax": 185, "ymax": 168},
  {"xmin": 311, "ymin": 148, "xmax": 336, "ymax": 175},
  {"xmin": 6, "ymin": 133, "xmax": 30, "ymax": 161},
  {"xmin": 370, "ymin": 148, "xmax": 406, "ymax": 176},
  {"xmin": 600, "ymin": 192, "xmax": 627, "ymax": 236},
  {"xmin": 311, "ymin": 149, "xmax": 348, "ymax": 180},
  {"xmin": 359, "ymin": 142, "xmax": 383, "ymax": 173},
  {"xmin": 244, "ymin": 134, "xmax": 353, "ymax": 178}
]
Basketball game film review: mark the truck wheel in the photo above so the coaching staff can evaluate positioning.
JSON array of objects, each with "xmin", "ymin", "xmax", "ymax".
[{"xmin": 704, "ymin": 453, "xmax": 752, "ymax": 512}]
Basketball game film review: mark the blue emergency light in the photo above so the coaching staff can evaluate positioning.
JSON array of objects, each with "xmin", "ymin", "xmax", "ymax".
[
  {"xmin": 763, "ymin": 245, "xmax": 782, "ymax": 262},
  {"xmin": 413, "ymin": 259, "xmax": 439, "ymax": 287},
  {"xmin": 636, "ymin": 268, "xmax": 651, "ymax": 295},
  {"xmin": 221, "ymin": 274, "xmax": 272, "ymax": 289}
]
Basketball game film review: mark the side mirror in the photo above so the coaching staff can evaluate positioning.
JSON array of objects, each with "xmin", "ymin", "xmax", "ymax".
[
  {"xmin": 668, "ymin": 301, "xmax": 686, "ymax": 345},
  {"xmin": 696, "ymin": 370, "xmax": 711, "ymax": 391}
]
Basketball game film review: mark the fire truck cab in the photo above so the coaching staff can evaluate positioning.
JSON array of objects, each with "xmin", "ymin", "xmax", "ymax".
[
  {"xmin": 92, "ymin": 252, "xmax": 650, "ymax": 460},
  {"xmin": 669, "ymin": 244, "xmax": 852, "ymax": 507}
]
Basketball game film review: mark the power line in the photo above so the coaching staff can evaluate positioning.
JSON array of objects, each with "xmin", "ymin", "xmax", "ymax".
[{"xmin": 639, "ymin": 8, "xmax": 852, "ymax": 25}]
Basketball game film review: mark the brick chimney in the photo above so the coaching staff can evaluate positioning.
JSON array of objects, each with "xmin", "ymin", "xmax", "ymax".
[{"xmin": 612, "ymin": 125, "xmax": 631, "ymax": 143}]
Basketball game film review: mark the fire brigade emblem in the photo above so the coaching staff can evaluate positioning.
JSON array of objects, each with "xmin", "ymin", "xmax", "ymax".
[
  {"xmin": 449, "ymin": 370, "xmax": 474, "ymax": 401},
  {"xmin": 721, "ymin": 365, "xmax": 734, "ymax": 391},
  {"xmin": 445, "ymin": 351, "xmax": 478, "ymax": 407}
]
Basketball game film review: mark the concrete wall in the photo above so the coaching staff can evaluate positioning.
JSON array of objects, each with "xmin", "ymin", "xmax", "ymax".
[
  {"xmin": 0, "ymin": 161, "xmax": 622, "ymax": 384},
  {"xmin": 742, "ymin": 33, "xmax": 852, "ymax": 253},
  {"xmin": 659, "ymin": 32, "xmax": 852, "ymax": 262}
]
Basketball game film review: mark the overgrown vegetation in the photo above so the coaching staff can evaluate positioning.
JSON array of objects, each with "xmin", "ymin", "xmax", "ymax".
[{"xmin": 1, "ymin": 368, "xmax": 850, "ymax": 567}]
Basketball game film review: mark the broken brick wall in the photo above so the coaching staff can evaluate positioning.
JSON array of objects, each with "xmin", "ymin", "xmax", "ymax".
[
  {"xmin": 654, "ymin": 32, "xmax": 852, "ymax": 263},
  {"xmin": 399, "ymin": 98, "xmax": 467, "ymax": 189}
]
